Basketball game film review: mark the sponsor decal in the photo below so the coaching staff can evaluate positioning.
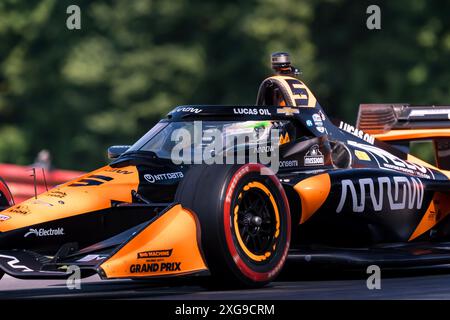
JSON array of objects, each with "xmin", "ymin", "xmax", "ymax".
[
  {"xmin": 304, "ymin": 144, "xmax": 324, "ymax": 166},
  {"xmin": 316, "ymin": 126, "xmax": 325, "ymax": 133},
  {"xmin": 138, "ymin": 249, "xmax": 173, "ymax": 259},
  {"xmin": 233, "ymin": 108, "xmax": 271, "ymax": 116},
  {"xmin": 129, "ymin": 262, "xmax": 181, "ymax": 273},
  {"xmin": 348, "ymin": 141, "xmax": 432, "ymax": 179},
  {"xmin": 24, "ymin": 227, "xmax": 65, "ymax": 238},
  {"xmin": 254, "ymin": 145, "xmax": 275, "ymax": 153},
  {"xmin": 312, "ymin": 114, "xmax": 321, "ymax": 122},
  {"xmin": 354, "ymin": 150, "xmax": 371, "ymax": 161},
  {"xmin": 276, "ymin": 107, "xmax": 299, "ymax": 116},
  {"xmin": 104, "ymin": 168, "xmax": 134, "ymax": 175},
  {"xmin": 380, "ymin": 163, "xmax": 431, "ymax": 179},
  {"xmin": 0, "ymin": 214, "xmax": 10, "ymax": 222},
  {"xmin": 409, "ymin": 109, "xmax": 450, "ymax": 118},
  {"xmin": 69, "ymin": 175, "xmax": 113, "ymax": 187},
  {"xmin": 279, "ymin": 133, "xmax": 290, "ymax": 145},
  {"xmin": 174, "ymin": 107, "xmax": 202, "ymax": 113},
  {"xmin": 318, "ymin": 110, "xmax": 326, "ymax": 120},
  {"xmin": 32, "ymin": 200, "xmax": 53, "ymax": 207},
  {"xmin": 48, "ymin": 190, "xmax": 67, "ymax": 198},
  {"xmin": 9, "ymin": 205, "xmax": 30, "ymax": 215},
  {"xmin": 336, "ymin": 176, "xmax": 424, "ymax": 213},
  {"xmin": 76, "ymin": 254, "xmax": 107, "ymax": 262},
  {"xmin": 279, "ymin": 160, "xmax": 299, "ymax": 168},
  {"xmin": 144, "ymin": 172, "xmax": 184, "ymax": 183},
  {"xmin": 306, "ymin": 120, "xmax": 313, "ymax": 127},
  {"xmin": 312, "ymin": 113, "xmax": 325, "ymax": 133},
  {"xmin": 225, "ymin": 165, "xmax": 250, "ymax": 204},
  {"xmin": 339, "ymin": 121, "xmax": 375, "ymax": 144}
]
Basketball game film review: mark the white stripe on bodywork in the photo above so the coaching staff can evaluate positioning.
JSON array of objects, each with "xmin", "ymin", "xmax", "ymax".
[{"xmin": 0, "ymin": 254, "xmax": 33, "ymax": 272}]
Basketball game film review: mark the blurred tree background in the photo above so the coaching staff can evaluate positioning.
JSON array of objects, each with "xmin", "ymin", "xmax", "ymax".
[{"xmin": 0, "ymin": 0, "xmax": 448, "ymax": 170}]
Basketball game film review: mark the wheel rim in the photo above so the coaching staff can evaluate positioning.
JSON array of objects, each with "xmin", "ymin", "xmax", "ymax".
[{"xmin": 233, "ymin": 181, "xmax": 280, "ymax": 262}]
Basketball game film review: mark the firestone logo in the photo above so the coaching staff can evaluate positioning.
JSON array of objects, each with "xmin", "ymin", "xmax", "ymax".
[{"xmin": 24, "ymin": 227, "xmax": 65, "ymax": 238}]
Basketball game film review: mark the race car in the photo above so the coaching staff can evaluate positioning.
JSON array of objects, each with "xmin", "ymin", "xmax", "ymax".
[{"xmin": 1, "ymin": 52, "xmax": 450, "ymax": 287}]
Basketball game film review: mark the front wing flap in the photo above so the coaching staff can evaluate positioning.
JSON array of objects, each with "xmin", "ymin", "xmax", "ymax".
[{"xmin": 0, "ymin": 204, "xmax": 208, "ymax": 280}]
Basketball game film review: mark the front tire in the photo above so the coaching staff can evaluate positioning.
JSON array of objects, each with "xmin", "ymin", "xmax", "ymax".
[
  {"xmin": 0, "ymin": 177, "xmax": 13, "ymax": 211},
  {"xmin": 175, "ymin": 163, "xmax": 291, "ymax": 287}
]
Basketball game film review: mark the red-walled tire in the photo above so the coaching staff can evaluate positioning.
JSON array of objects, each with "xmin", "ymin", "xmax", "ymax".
[
  {"xmin": 175, "ymin": 163, "xmax": 291, "ymax": 288},
  {"xmin": 0, "ymin": 177, "xmax": 14, "ymax": 210}
]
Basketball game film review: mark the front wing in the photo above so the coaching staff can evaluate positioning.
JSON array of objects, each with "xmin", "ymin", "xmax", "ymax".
[{"xmin": 0, "ymin": 204, "xmax": 208, "ymax": 280}]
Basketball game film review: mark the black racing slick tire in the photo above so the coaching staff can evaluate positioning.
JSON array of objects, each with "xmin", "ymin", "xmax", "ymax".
[{"xmin": 175, "ymin": 163, "xmax": 291, "ymax": 288}]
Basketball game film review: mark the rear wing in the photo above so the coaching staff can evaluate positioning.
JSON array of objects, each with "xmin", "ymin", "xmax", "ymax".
[
  {"xmin": 356, "ymin": 104, "xmax": 450, "ymax": 134},
  {"xmin": 356, "ymin": 104, "xmax": 450, "ymax": 171}
]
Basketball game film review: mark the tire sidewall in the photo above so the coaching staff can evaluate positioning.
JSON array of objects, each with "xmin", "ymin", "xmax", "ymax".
[{"xmin": 221, "ymin": 163, "xmax": 291, "ymax": 283}]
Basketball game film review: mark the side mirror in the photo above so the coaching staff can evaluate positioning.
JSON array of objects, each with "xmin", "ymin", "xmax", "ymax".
[{"xmin": 108, "ymin": 145, "xmax": 131, "ymax": 159}]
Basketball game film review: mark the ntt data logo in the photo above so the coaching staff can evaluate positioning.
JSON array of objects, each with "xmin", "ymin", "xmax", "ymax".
[{"xmin": 24, "ymin": 227, "xmax": 65, "ymax": 238}]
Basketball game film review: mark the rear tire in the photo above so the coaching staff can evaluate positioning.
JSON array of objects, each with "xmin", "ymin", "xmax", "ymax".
[{"xmin": 175, "ymin": 163, "xmax": 291, "ymax": 288}]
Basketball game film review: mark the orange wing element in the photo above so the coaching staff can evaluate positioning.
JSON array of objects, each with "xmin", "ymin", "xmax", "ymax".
[
  {"xmin": 0, "ymin": 166, "xmax": 139, "ymax": 232},
  {"xmin": 409, "ymin": 192, "xmax": 450, "ymax": 241},
  {"xmin": 374, "ymin": 129, "xmax": 450, "ymax": 141},
  {"xmin": 294, "ymin": 173, "xmax": 331, "ymax": 224},
  {"xmin": 99, "ymin": 204, "xmax": 207, "ymax": 279}
]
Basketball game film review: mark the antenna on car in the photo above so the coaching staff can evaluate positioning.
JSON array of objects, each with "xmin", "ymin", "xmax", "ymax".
[
  {"xmin": 271, "ymin": 52, "xmax": 300, "ymax": 76},
  {"xmin": 42, "ymin": 168, "xmax": 48, "ymax": 192},
  {"xmin": 30, "ymin": 168, "xmax": 37, "ymax": 199}
]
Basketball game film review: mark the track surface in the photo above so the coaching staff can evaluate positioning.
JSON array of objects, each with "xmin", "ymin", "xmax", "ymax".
[{"xmin": 2, "ymin": 267, "xmax": 450, "ymax": 299}]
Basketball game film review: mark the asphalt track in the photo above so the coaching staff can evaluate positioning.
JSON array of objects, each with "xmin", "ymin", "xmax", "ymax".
[{"xmin": 3, "ymin": 265, "xmax": 450, "ymax": 299}]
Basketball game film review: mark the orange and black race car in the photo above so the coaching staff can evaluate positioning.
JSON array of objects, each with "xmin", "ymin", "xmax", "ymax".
[{"xmin": 1, "ymin": 52, "xmax": 450, "ymax": 287}]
